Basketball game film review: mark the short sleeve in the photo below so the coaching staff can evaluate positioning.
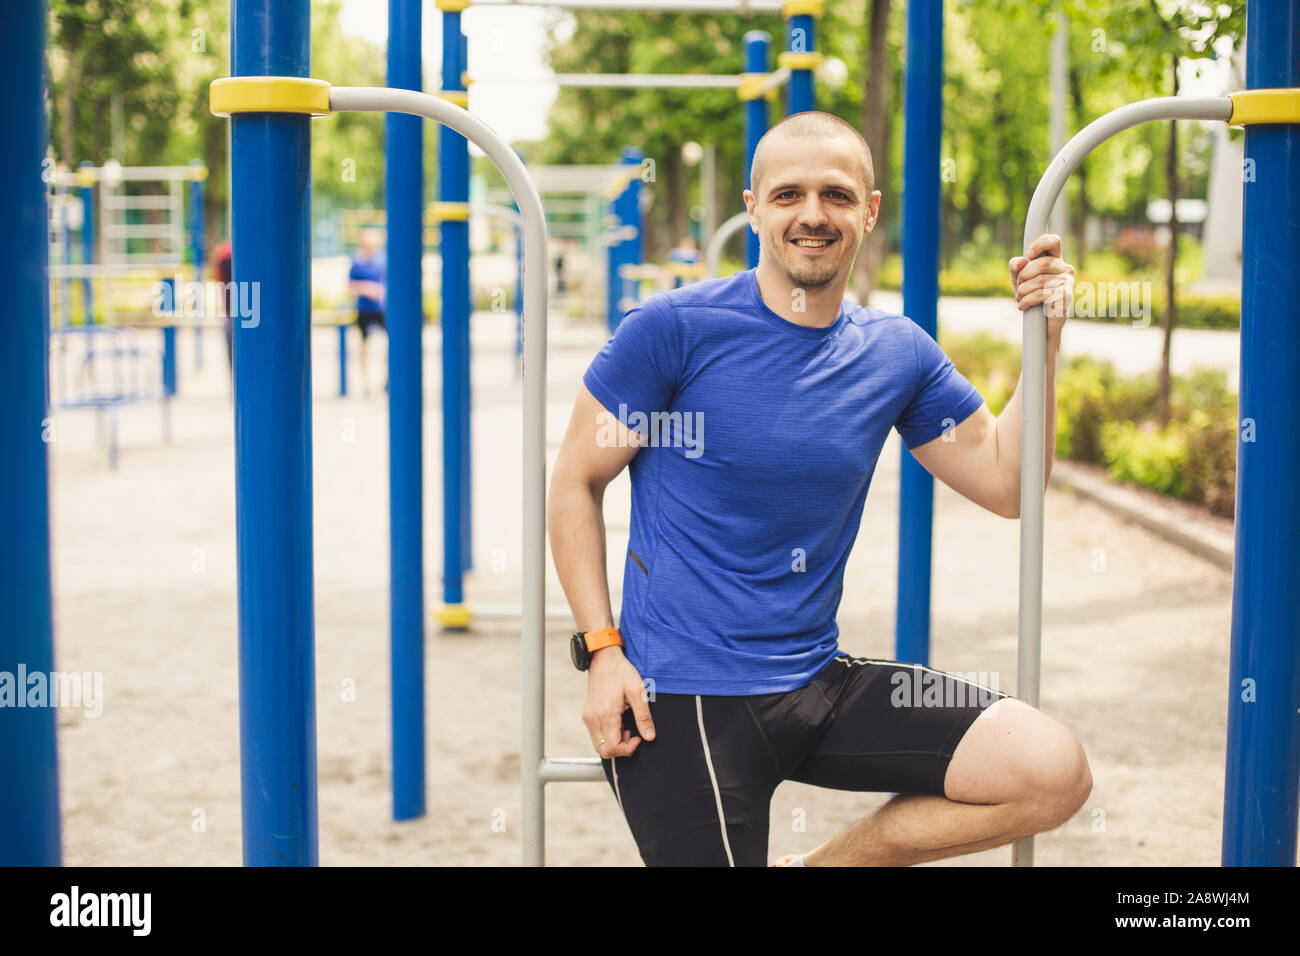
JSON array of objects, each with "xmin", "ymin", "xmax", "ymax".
[
  {"xmin": 582, "ymin": 295, "xmax": 682, "ymax": 435},
  {"xmin": 894, "ymin": 321, "xmax": 986, "ymax": 449},
  {"xmin": 348, "ymin": 258, "xmax": 360, "ymax": 280}
]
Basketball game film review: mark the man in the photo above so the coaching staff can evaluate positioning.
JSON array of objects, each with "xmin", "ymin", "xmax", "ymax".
[
  {"xmin": 349, "ymin": 226, "xmax": 387, "ymax": 396},
  {"xmin": 548, "ymin": 111, "xmax": 1085, "ymax": 867}
]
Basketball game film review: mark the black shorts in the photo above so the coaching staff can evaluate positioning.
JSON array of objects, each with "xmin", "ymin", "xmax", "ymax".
[
  {"xmin": 356, "ymin": 310, "xmax": 386, "ymax": 338},
  {"xmin": 600, "ymin": 654, "xmax": 1009, "ymax": 867}
]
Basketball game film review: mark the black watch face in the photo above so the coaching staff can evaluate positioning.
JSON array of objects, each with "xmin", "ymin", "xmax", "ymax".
[{"xmin": 570, "ymin": 633, "xmax": 588, "ymax": 670}]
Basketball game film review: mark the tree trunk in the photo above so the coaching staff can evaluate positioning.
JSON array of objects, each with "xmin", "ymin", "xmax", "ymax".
[
  {"xmin": 665, "ymin": 146, "xmax": 687, "ymax": 256},
  {"xmin": 1159, "ymin": 54, "xmax": 1179, "ymax": 426},
  {"xmin": 60, "ymin": 35, "xmax": 78, "ymax": 164},
  {"xmin": 855, "ymin": 0, "xmax": 891, "ymax": 304}
]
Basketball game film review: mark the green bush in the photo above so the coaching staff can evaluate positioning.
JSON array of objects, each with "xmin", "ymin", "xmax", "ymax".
[
  {"xmin": 939, "ymin": 331, "xmax": 1237, "ymax": 517},
  {"xmin": 1055, "ymin": 357, "xmax": 1111, "ymax": 462},
  {"xmin": 1180, "ymin": 407, "xmax": 1238, "ymax": 517},
  {"xmin": 1101, "ymin": 420, "xmax": 1189, "ymax": 499}
]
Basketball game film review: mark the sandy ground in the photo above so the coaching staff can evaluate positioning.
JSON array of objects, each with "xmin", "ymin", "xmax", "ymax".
[{"xmin": 45, "ymin": 303, "xmax": 1239, "ymax": 867}]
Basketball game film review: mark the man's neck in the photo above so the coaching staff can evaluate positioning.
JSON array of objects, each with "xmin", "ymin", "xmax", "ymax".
[{"xmin": 754, "ymin": 258, "xmax": 847, "ymax": 329}]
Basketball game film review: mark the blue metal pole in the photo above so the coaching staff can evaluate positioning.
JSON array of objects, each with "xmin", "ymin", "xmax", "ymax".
[
  {"xmin": 513, "ymin": 149, "xmax": 524, "ymax": 379},
  {"xmin": 460, "ymin": 30, "xmax": 473, "ymax": 577},
  {"xmin": 189, "ymin": 161, "xmax": 206, "ymax": 370},
  {"xmin": 230, "ymin": 0, "xmax": 318, "ymax": 866},
  {"xmin": 895, "ymin": 0, "xmax": 942, "ymax": 665},
  {"xmin": 160, "ymin": 276, "xmax": 178, "ymax": 398},
  {"xmin": 78, "ymin": 162, "xmax": 94, "ymax": 325},
  {"xmin": 515, "ymin": 224, "xmax": 523, "ymax": 377},
  {"xmin": 162, "ymin": 325, "xmax": 177, "ymax": 396},
  {"xmin": 440, "ymin": 8, "xmax": 471, "ymax": 623},
  {"xmin": 611, "ymin": 146, "xmax": 643, "ymax": 327},
  {"xmin": 1222, "ymin": 0, "xmax": 1300, "ymax": 867},
  {"xmin": 743, "ymin": 30, "xmax": 770, "ymax": 270},
  {"xmin": 337, "ymin": 322, "xmax": 348, "ymax": 397},
  {"xmin": 787, "ymin": 13, "xmax": 815, "ymax": 114},
  {"xmin": 0, "ymin": 0, "xmax": 60, "ymax": 867},
  {"xmin": 388, "ymin": 0, "xmax": 427, "ymax": 820}
]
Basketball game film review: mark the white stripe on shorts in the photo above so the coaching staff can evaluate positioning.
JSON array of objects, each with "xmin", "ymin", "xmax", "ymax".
[{"xmin": 695, "ymin": 694, "xmax": 735, "ymax": 867}]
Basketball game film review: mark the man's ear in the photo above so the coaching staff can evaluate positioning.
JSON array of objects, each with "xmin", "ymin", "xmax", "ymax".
[
  {"xmin": 864, "ymin": 190, "xmax": 883, "ymax": 233},
  {"xmin": 743, "ymin": 190, "xmax": 760, "ymax": 234}
]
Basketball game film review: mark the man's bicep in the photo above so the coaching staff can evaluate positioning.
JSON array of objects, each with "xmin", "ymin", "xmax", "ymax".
[
  {"xmin": 552, "ymin": 384, "xmax": 644, "ymax": 493},
  {"xmin": 907, "ymin": 403, "xmax": 1012, "ymax": 515}
]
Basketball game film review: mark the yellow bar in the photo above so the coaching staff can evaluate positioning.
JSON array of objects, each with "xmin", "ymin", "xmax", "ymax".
[
  {"xmin": 1228, "ymin": 89, "xmax": 1300, "ymax": 126},
  {"xmin": 603, "ymin": 170, "xmax": 639, "ymax": 201},
  {"xmin": 737, "ymin": 72, "xmax": 768, "ymax": 102},
  {"xmin": 778, "ymin": 51, "xmax": 824, "ymax": 71},
  {"xmin": 436, "ymin": 90, "xmax": 469, "ymax": 108},
  {"xmin": 188, "ymin": 164, "xmax": 209, "ymax": 182},
  {"xmin": 665, "ymin": 261, "xmax": 704, "ymax": 279},
  {"xmin": 74, "ymin": 167, "xmax": 96, "ymax": 187},
  {"xmin": 429, "ymin": 202, "xmax": 471, "ymax": 222},
  {"xmin": 435, "ymin": 604, "xmax": 473, "ymax": 629},
  {"xmin": 436, "ymin": 0, "xmax": 471, "ymax": 10},
  {"xmin": 209, "ymin": 76, "xmax": 332, "ymax": 117},
  {"xmin": 782, "ymin": 0, "xmax": 824, "ymax": 17}
]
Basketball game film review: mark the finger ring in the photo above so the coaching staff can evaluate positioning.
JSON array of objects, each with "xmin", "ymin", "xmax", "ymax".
[{"xmin": 598, "ymin": 739, "xmax": 607, "ymax": 746}]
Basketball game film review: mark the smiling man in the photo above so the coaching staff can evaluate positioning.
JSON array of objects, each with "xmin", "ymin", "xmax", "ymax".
[{"xmin": 548, "ymin": 111, "xmax": 1086, "ymax": 867}]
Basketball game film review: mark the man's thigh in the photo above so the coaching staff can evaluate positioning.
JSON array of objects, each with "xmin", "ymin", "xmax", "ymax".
[
  {"xmin": 787, "ymin": 656, "xmax": 1008, "ymax": 796},
  {"xmin": 601, "ymin": 693, "xmax": 780, "ymax": 867}
]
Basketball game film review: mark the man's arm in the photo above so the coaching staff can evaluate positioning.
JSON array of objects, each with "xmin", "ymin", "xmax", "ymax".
[
  {"xmin": 909, "ymin": 233, "xmax": 1073, "ymax": 519},
  {"xmin": 349, "ymin": 279, "xmax": 385, "ymax": 300},
  {"xmin": 548, "ymin": 384, "xmax": 656, "ymax": 757}
]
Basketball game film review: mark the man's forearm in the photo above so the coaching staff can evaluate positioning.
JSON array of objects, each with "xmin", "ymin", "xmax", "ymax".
[
  {"xmin": 548, "ymin": 482, "xmax": 617, "ymax": 632},
  {"xmin": 994, "ymin": 335, "xmax": 1061, "ymax": 507}
]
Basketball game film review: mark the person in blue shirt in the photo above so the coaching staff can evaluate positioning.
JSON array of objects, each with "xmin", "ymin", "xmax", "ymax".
[
  {"xmin": 349, "ymin": 226, "xmax": 387, "ymax": 396},
  {"xmin": 548, "ymin": 111, "xmax": 1087, "ymax": 867}
]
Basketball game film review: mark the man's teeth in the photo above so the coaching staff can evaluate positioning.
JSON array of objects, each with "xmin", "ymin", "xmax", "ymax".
[{"xmin": 794, "ymin": 238, "xmax": 831, "ymax": 247}]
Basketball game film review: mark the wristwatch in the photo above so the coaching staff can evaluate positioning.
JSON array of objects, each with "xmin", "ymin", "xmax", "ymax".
[{"xmin": 570, "ymin": 627, "xmax": 623, "ymax": 671}]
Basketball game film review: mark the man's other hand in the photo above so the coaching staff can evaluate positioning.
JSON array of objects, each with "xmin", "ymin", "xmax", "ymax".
[{"xmin": 582, "ymin": 647, "xmax": 656, "ymax": 758}]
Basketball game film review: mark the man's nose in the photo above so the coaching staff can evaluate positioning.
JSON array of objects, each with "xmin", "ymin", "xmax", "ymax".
[{"xmin": 796, "ymin": 195, "xmax": 830, "ymax": 229}]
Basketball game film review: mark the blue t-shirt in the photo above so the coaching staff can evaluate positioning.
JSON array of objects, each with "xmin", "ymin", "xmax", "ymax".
[
  {"xmin": 581, "ymin": 268, "xmax": 985, "ymax": 696},
  {"xmin": 349, "ymin": 251, "xmax": 386, "ymax": 315}
]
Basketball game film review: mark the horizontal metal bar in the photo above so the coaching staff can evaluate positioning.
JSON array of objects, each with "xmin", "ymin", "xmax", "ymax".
[
  {"xmin": 105, "ymin": 224, "xmax": 179, "ymax": 238},
  {"xmin": 105, "ymin": 195, "xmax": 176, "ymax": 210},
  {"xmin": 96, "ymin": 166, "xmax": 202, "ymax": 181},
  {"xmin": 538, "ymin": 757, "xmax": 605, "ymax": 783},
  {"xmin": 475, "ymin": 73, "xmax": 743, "ymax": 89},
  {"xmin": 472, "ymin": 604, "xmax": 576, "ymax": 621}
]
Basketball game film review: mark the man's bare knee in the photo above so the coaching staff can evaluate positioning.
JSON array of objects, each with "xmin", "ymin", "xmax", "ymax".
[{"xmin": 1020, "ymin": 732, "xmax": 1092, "ymax": 831}]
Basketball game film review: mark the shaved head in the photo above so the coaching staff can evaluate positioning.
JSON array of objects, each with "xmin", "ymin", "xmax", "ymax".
[{"xmin": 750, "ymin": 111, "xmax": 875, "ymax": 199}]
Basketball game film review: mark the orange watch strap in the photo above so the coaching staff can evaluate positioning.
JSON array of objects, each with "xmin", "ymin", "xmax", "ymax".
[{"xmin": 584, "ymin": 627, "xmax": 623, "ymax": 652}]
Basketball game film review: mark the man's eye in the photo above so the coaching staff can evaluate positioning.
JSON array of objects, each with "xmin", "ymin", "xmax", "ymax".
[{"xmin": 778, "ymin": 191, "xmax": 798, "ymax": 199}]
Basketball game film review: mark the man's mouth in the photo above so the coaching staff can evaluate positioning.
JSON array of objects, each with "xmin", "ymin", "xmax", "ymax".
[{"xmin": 790, "ymin": 237, "xmax": 835, "ymax": 249}]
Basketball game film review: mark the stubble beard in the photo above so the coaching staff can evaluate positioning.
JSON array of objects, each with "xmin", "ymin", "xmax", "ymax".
[{"xmin": 782, "ymin": 245, "xmax": 840, "ymax": 292}]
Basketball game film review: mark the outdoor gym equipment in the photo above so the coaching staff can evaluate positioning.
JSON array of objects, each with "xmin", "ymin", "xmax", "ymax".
[
  {"xmin": 4, "ymin": 0, "xmax": 1295, "ymax": 873},
  {"xmin": 1015, "ymin": 84, "xmax": 1300, "ymax": 866}
]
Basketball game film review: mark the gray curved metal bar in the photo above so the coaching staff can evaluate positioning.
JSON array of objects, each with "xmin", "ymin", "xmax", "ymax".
[
  {"xmin": 329, "ymin": 87, "xmax": 574, "ymax": 867},
  {"xmin": 1014, "ymin": 95, "xmax": 1233, "ymax": 867},
  {"xmin": 704, "ymin": 210, "xmax": 752, "ymax": 278}
]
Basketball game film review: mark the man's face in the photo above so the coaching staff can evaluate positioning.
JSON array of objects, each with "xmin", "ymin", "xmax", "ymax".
[{"xmin": 744, "ymin": 134, "xmax": 881, "ymax": 292}]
